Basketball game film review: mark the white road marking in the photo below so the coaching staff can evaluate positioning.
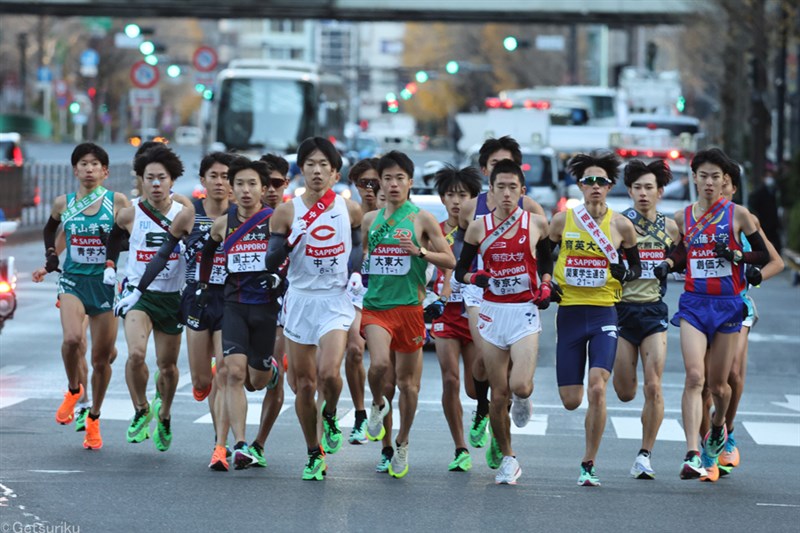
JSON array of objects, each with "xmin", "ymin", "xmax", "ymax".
[
  {"xmin": 771, "ymin": 394, "xmax": 800, "ymax": 413},
  {"xmin": 743, "ymin": 421, "xmax": 800, "ymax": 447},
  {"xmin": 0, "ymin": 365, "xmax": 25, "ymax": 376},
  {"xmin": 0, "ymin": 397, "xmax": 27, "ymax": 409},
  {"xmin": 29, "ymin": 470, "xmax": 83, "ymax": 474},
  {"xmin": 747, "ymin": 332, "xmax": 800, "ymax": 344},
  {"xmin": 510, "ymin": 414, "xmax": 548, "ymax": 436},
  {"xmin": 611, "ymin": 416, "xmax": 685, "ymax": 442},
  {"xmin": 755, "ymin": 503, "xmax": 800, "ymax": 508},
  {"xmin": 192, "ymin": 404, "xmax": 291, "ymax": 425}
]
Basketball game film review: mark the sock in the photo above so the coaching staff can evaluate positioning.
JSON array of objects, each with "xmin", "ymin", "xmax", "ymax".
[
  {"xmin": 234, "ymin": 441, "xmax": 247, "ymax": 450},
  {"xmin": 88, "ymin": 412, "xmax": 100, "ymax": 421},
  {"xmin": 68, "ymin": 387, "xmax": 81, "ymax": 395},
  {"xmin": 711, "ymin": 423, "xmax": 724, "ymax": 439},
  {"xmin": 354, "ymin": 410, "xmax": 367, "ymax": 425},
  {"xmin": 474, "ymin": 378, "xmax": 490, "ymax": 416},
  {"xmin": 638, "ymin": 449, "xmax": 650, "ymax": 457},
  {"xmin": 381, "ymin": 446, "xmax": 394, "ymax": 459},
  {"xmin": 308, "ymin": 446, "xmax": 322, "ymax": 456},
  {"xmin": 455, "ymin": 447, "xmax": 468, "ymax": 456},
  {"xmin": 685, "ymin": 450, "xmax": 700, "ymax": 460},
  {"xmin": 581, "ymin": 460, "xmax": 594, "ymax": 469}
]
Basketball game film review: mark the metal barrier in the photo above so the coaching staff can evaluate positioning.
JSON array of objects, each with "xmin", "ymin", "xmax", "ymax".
[{"xmin": 19, "ymin": 163, "xmax": 134, "ymax": 227}]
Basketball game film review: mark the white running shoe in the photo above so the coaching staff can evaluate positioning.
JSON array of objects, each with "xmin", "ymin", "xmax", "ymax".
[
  {"xmin": 495, "ymin": 456, "xmax": 522, "ymax": 485},
  {"xmin": 511, "ymin": 394, "xmax": 532, "ymax": 428},
  {"xmin": 389, "ymin": 442, "xmax": 409, "ymax": 478},
  {"xmin": 630, "ymin": 453, "xmax": 655, "ymax": 479},
  {"xmin": 366, "ymin": 396, "xmax": 390, "ymax": 441}
]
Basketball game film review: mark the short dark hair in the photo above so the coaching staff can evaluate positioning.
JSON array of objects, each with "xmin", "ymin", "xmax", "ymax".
[
  {"xmin": 227, "ymin": 155, "xmax": 269, "ymax": 186},
  {"xmin": 623, "ymin": 159, "xmax": 673, "ymax": 188},
  {"xmin": 199, "ymin": 152, "xmax": 233, "ymax": 178},
  {"xmin": 726, "ymin": 158, "xmax": 741, "ymax": 189},
  {"xmin": 690, "ymin": 147, "xmax": 731, "ymax": 174},
  {"xmin": 378, "ymin": 150, "xmax": 414, "ymax": 179},
  {"xmin": 134, "ymin": 144, "xmax": 184, "ymax": 180},
  {"xmin": 567, "ymin": 151, "xmax": 621, "ymax": 184},
  {"xmin": 349, "ymin": 157, "xmax": 380, "ymax": 183},
  {"xmin": 259, "ymin": 153, "xmax": 289, "ymax": 177},
  {"xmin": 297, "ymin": 137, "xmax": 342, "ymax": 171},
  {"xmin": 71, "ymin": 142, "xmax": 109, "ymax": 167},
  {"xmin": 134, "ymin": 141, "xmax": 163, "ymax": 160},
  {"xmin": 434, "ymin": 165, "xmax": 482, "ymax": 198},
  {"xmin": 490, "ymin": 159, "xmax": 525, "ymax": 186},
  {"xmin": 478, "ymin": 136, "xmax": 522, "ymax": 168}
]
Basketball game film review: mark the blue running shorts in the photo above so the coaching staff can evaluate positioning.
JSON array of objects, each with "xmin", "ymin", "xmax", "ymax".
[{"xmin": 556, "ymin": 305, "xmax": 618, "ymax": 387}]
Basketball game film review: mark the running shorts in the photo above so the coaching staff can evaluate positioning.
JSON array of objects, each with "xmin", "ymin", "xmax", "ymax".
[
  {"xmin": 179, "ymin": 281, "xmax": 224, "ymax": 332},
  {"xmin": 362, "ymin": 304, "xmax": 426, "ymax": 353},
  {"xmin": 57, "ymin": 272, "xmax": 114, "ymax": 316},
  {"xmin": 462, "ymin": 284, "xmax": 483, "ymax": 309},
  {"xmin": 616, "ymin": 300, "xmax": 669, "ymax": 346},
  {"xmin": 477, "ymin": 300, "xmax": 541, "ymax": 351},
  {"xmin": 222, "ymin": 300, "xmax": 279, "ymax": 371},
  {"xmin": 556, "ymin": 305, "xmax": 618, "ymax": 386},
  {"xmin": 431, "ymin": 302, "xmax": 472, "ymax": 344},
  {"xmin": 282, "ymin": 288, "xmax": 355, "ymax": 346},
  {"xmin": 670, "ymin": 292, "xmax": 744, "ymax": 340},
  {"xmin": 124, "ymin": 286, "xmax": 183, "ymax": 335}
]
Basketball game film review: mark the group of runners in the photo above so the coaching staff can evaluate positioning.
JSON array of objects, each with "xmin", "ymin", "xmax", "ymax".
[{"xmin": 34, "ymin": 135, "xmax": 782, "ymax": 485}]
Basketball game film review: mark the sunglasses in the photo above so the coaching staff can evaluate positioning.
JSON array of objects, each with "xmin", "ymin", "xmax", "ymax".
[
  {"xmin": 268, "ymin": 178, "xmax": 287, "ymax": 189},
  {"xmin": 579, "ymin": 176, "xmax": 612, "ymax": 187},
  {"xmin": 357, "ymin": 179, "xmax": 380, "ymax": 191}
]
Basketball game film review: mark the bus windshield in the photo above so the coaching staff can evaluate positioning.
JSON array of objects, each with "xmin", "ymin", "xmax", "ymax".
[{"xmin": 215, "ymin": 77, "xmax": 316, "ymax": 152}]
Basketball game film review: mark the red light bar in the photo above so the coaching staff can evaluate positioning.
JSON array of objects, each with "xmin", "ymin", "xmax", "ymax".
[{"xmin": 485, "ymin": 97, "xmax": 501, "ymax": 108}]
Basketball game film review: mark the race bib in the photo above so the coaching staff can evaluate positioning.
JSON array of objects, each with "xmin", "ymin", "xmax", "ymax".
[
  {"xmin": 436, "ymin": 274, "xmax": 464, "ymax": 303},
  {"xmin": 136, "ymin": 249, "xmax": 180, "ymax": 280},
  {"xmin": 196, "ymin": 251, "xmax": 227, "ymax": 284},
  {"xmin": 564, "ymin": 255, "xmax": 608, "ymax": 287},
  {"xmin": 226, "ymin": 240, "xmax": 267, "ymax": 273},
  {"xmin": 304, "ymin": 240, "xmax": 348, "ymax": 276},
  {"xmin": 624, "ymin": 248, "xmax": 665, "ymax": 280},
  {"xmin": 488, "ymin": 264, "xmax": 531, "ymax": 296},
  {"xmin": 689, "ymin": 250, "xmax": 732, "ymax": 279},
  {"xmin": 368, "ymin": 244, "xmax": 410, "ymax": 276},
  {"xmin": 69, "ymin": 234, "xmax": 106, "ymax": 264}
]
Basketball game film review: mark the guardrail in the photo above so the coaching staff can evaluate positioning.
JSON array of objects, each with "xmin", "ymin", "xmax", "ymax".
[{"xmin": 17, "ymin": 163, "xmax": 134, "ymax": 227}]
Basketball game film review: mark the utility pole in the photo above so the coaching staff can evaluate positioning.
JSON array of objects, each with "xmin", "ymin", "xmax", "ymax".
[
  {"xmin": 17, "ymin": 33, "xmax": 28, "ymax": 113},
  {"xmin": 750, "ymin": 0, "xmax": 769, "ymax": 186},
  {"xmin": 773, "ymin": 1, "xmax": 788, "ymax": 179}
]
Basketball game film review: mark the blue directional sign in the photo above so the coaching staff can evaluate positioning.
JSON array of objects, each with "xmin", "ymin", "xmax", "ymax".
[{"xmin": 80, "ymin": 49, "xmax": 100, "ymax": 66}]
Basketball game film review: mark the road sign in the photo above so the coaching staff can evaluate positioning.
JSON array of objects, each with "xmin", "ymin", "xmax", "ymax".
[
  {"xmin": 81, "ymin": 49, "xmax": 100, "ymax": 67},
  {"xmin": 129, "ymin": 88, "xmax": 161, "ymax": 107},
  {"xmin": 54, "ymin": 80, "xmax": 68, "ymax": 97},
  {"xmin": 194, "ymin": 72, "xmax": 216, "ymax": 88},
  {"xmin": 37, "ymin": 67, "xmax": 53, "ymax": 82},
  {"xmin": 535, "ymin": 35, "xmax": 565, "ymax": 51},
  {"xmin": 114, "ymin": 32, "xmax": 143, "ymax": 49},
  {"xmin": 192, "ymin": 46, "xmax": 218, "ymax": 72},
  {"xmin": 130, "ymin": 61, "xmax": 160, "ymax": 89}
]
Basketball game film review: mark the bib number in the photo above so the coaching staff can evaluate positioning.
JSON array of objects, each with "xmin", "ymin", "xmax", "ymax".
[
  {"xmin": 564, "ymin": 255, "xmax": 608, "ymax": 287},
  {"xmin": 369, "ymin": 244, "xmax": 410, "ymax": 276},
  {"xmin": 227, "ymin": 240, "xmax": 267, "ymax": 273},
  {"xmin": 690, "ymin": 257, "xmax": 732, "ymax": 279},
  {"xmin": 196, "ymin": 252, "xmax": 227, "ymax": 284},
  {"xmin": 69, "ymin": 235, "xmax": 105, "ymax": 264}
]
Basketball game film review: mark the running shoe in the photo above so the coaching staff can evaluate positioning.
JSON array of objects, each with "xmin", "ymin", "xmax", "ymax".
[
  {"xmin": 126, "ymin": 404, "xmax": 153, "ymax": 443},
  {"xmin": 193, "ymin": 383, "xmax": 212, "ymax": 402},
  {"xmin": 578, "ymin": 461, "xmax": 601, "ymax": 487},
  {"xmin": 233, "ymin": 443, "xmax": 256, "ymax": 470},
  {"xmin": 348, "ymin": 417, "xmax": 368, "ymax": 445},
  {"xmin": 448, "ymin": 449, "xmax": 472, "ymax": 472},
  {"xmin": 321, "ymin": 401, "xmax": 343, "ymax": 454},
  {"xmin": 679, "ymin": 451, "xmax": 707, "ymax": 479},
  {"xmin": 249, "ymin": 442, "xmax": 266, "ymax": 467},
  {"xmin": 630, "ymin": 452, "xmax": 655, "ymax": 480},
  {"xmin": 376, "ymin": 448, "xmax": 393, "ymax": 473},
  {"xmin": 82, "ymin": 416, "xmax": 102, "ymax": 450},
  {"xmin": 510, "ymin": 394, "xmax": 532, "ymax": 428},
  {"xmin": 302, "ymin": 449, "xmax": 326, "ymax": 480},
  {"xmin": 486, "ymin": 434, "xmax": 502, "ymax": 470},
  {"xmin": 209, "ymin": 445, "xmax": 229, "ymax": 471},
  {"xmin": 266, "ymin": 357, "xmax": 280, "ymax": 390},
  {"xmin": 719, "ymin": 430, "xmax": 740, "ymax": 468},
  {"xmin": 153, "ymin": 409, "xmax": 172, "ymax": 452},
  {"xmin": 718, "ymin": 464, "xmax": 733, "ymax": 477},
  {"xmin": 74, "ymin": 406, "xmax": 89, "ymax": 432},
  {"xmin": 366, "ymin": 396, "xmax": 390, "ymax": 441},
  {"xmin": 389, "ymin": 442, "xmax": 409, "ymax": 478},
  {"xmin": 702, "ymin": 425, "xmax": 728, "ymax": 459},
  {"xmin": 55, "ymin": 384, "xmax": 84, "ymax": 425},
  {"xmin": 699, "ymin": 450, "xmax": 719, "ymax": 482},
  {"xmin": 469, "ymin": 410, "xmax": 490, "ymax": 448},
  {"xmin": 153, "ymin": 370, "xmax": 161, "ymax": 402},
  {"xmin": 496, "ymin": 456, "xmax": 522, "ymax": 485}
]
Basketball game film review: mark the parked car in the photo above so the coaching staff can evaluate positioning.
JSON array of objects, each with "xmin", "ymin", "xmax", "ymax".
[{"xmin": 0, "ymin": 132, "xmax": 38, "ymax": 219}]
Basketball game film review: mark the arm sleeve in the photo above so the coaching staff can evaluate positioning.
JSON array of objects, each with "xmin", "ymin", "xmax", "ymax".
[
  {"xmin": 105, "ymin": 223, "xmax": 129, "ymax": 264},
  {"xmin": 451, "ymin": 227, "xmax": 466, "ymax": 259},
  {"xmin": 668, "ymin": 239, "xmax": 687, "ymax": 272},
  {"xmin": 265, "ymin": 233, "xmax": 290, "ymax": 273},
  {"xmin": 455, "ymin": 242, "xmax": 479, "ymax": 283},
  {"xmin": 43, "ymin": 216, "xmax": 59, "ymax": 252},
  {"xmin": 536, "ymin": 237, "xmax": 554, "ymax": 278},
  {"xmin": 348, "ymin": 226, "xmax": 362, "ymax": 274},
  {"xmin": 741, "ymin": 231, "xmax": 769, "ymax": 266},
  {"xmin": 622, "ymin": 245, "xmax": 642, "ymax": 281},
  {"xmin": 198, "ymin": 234, "xmax": 221, "ymax": 284},
  {"xmin": 136, "ymin": 233, "xmax": 180, "ymax": 292}
]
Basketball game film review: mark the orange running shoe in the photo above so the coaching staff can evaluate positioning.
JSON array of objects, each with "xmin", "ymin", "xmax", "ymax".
[
  {"xmin": 719, "ymin": 431, "xmax": 740, "ymax": 467},
  {"xmin": 209, "ymin": 445, "xmax": 229, "ymax": 471},
  {"xmin": 56, "ymin": 384, "xmax": 84, "ymax": 425},
  {"xmin": 193, "ymin": 383, "xmax": 212, "ymax": 402},
  {"xmin": 211, "ymin": 358, "xmax": 217, "ymax": 377},
  {"xmin": 699, "ymin": 452, "xmax": 719, "ymax": 483},
  {"xmin": 83, "ymin": 416, "xmax": 103, "ymax": 450}
]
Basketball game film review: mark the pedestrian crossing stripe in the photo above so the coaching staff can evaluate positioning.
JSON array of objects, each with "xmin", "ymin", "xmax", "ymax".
[{"xmin": 611, "ymin": 416, "xmax": 685, "ymax": 442}]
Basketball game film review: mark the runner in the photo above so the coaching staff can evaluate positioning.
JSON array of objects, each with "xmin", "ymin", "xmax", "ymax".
[
  {"xmin": 430, "ymin": 164, "xmax": 482, "ymax": 471},
  {"xmin": 344, "ymin": 157, "xmax": 380, "ymax": 444},
  {"xmin": 653, "ymin": 148, "xmax": 769, "ymax": 481},
  {"xmin": 549, "ymin": 152, "xmax": 641, "ymax": 486},
  {"xmin": 106, "ymin": 144, "xmax": 192, "ymax": 452},
  {"xmin": 611, "ymin": 159, "xmax": 680, "ymax": 479},
  {"xmin": 360, "ymin": 150, "xmax": 455, "ymax": 479},
  {"xmin": 196, "ymin": 156, "xmax": 283, "ymax": 471},
  {"xmin": 264, "ymin": 137, "xmax": 363, "ymax": 480},
  {"xmin": 455, "ymin": 159, "xmax": 553, "ymax": 484},
  {"xmin": 456, "ymin": 136, "xmax": 545, "ymax": 451},
  {"xmin": 32, "ymin": 142, "xmax": 130, "ymax": 450}
]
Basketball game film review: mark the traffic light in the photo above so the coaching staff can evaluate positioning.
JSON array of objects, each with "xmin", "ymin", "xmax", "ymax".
[
  {"xmin": 400, "ymin": 89, "xmax": 412, "ymax": 101},
  {"xmin": 415, "ymin": 70, "xmax": 429, "ymax": 83},
  {"xmin": 387, "ymin": 101, "xmax": 399, "ymax": 113},
  {"xmin": 166, "ymin": 64, "xmax": 181, "ymax": 78},
  {"xmin": 385, "ymin": 92, "xmax": 397, "ymax": 102},
  {"xmin": 676, "ymin": 96, "xmax": 686, "ymax": 113},
  {"xmin": 503, "ymin": 36, "xmax": 518, "ymax": 51},
  {"xmin": 144, "ymin": 55, "xmax": 158, "ymax": 66},
  {"xmin": 195, "ymin": 83, "xmax": 206, "ymax": 93},
  {"xmin": 139, "ymin": 41, "xmax": 155, "ymax": 55},
  {"xmin": 202, "ymin": 89, "xmax": 213, "ymax": 100},
  {"xmin": 124, "ymin": 24, "xmax": 141, "ymax": 38},
  {"xmin": 445, "ymin": 61, "xmax": 459, "ymax": 74},
  {"xmin": 69, "ymin": 102, "xmax": 80, "ymax": 114},
  {"xmin": 87, "ymin": 87, "xmax": 97, "ymax": 100}
]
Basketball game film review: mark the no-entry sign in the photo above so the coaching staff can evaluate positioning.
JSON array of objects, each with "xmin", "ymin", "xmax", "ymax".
[
  {"xmin": 130, "ymin": 60, "xmax": 160, "ymax": 89},
  {"xmin": 193, "ymin": 46, "xmax": 218, "ymax": 73}
]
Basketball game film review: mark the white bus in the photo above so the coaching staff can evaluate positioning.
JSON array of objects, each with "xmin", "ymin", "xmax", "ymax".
[{"xmin": 208, "ymin": 60, "xmax": 347, "ymax": 156}]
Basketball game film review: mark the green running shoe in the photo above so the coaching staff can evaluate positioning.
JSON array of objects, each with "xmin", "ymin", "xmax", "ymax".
[
  {"xmin": 348, "ymin": 417, "xmax": 368, "ymax": 445},
  {"xmin": 249, "ymin": 442, "xmax": 266, "ymax": 467},
  {"xmin": 376, "ymin": 448, "xmax": 392, "ymax": 473},
  {"xmin": 448, "ymin": 449, "xmax": 472, "ymax": 472},
  {"xmin": 126, "ymin": 404, "xmax": 153, "ymax": 443},
  {"xmin": 486, "ymin": 435, "xmax": 502, "ymax": 470},
  {"xmin": 578, "ymin": 462, "xmax": 601, "ymax": 487},
  {"xmin": 74, "ymin": 407, "xmax": 89, "ymax": 432},
  {"xmin": 469, "ymin": 410, "xmax": 490, "ymax": 448},
  {"xmin": 321, "ymin": 401, "xmax": 343, "ymax": 454},
  {"xmin": 302, "ymin": 450, "xmax": 326, "ymax": 480},
  {"xmin": 153, "ymin": 415, "xmax": 172, "ymax": 452}
]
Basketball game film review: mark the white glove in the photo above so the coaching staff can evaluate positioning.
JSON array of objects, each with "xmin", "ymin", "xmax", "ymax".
[
  {"xmin": 347, "ymin": 272, "xmax": 365, "ymax": 297},
  {"xmin": 287, "ymin": 218, "xmax": 307, "ymax": 248},
  {"xmin": 103, "ymin": 266, "xmax": 117, "ymax": 286},
  {"xmin": 114, "ymin": 288, "xmax": 142, "ymax": 317},
  {"xmin": 258, "ymin": 272, "xmax": 282, "ymax": 290}
]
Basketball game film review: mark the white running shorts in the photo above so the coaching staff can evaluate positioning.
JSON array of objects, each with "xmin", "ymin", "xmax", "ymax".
[
  {"xmin": 477, "ymin": 300, "xmax": 541, "ymax": 351},
  {"xmin": 282, "ymin": 289, "xmax": 355, "ymax": 346}
]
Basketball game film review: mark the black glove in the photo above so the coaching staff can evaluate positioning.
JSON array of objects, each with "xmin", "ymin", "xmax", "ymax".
[
  {"xmin": 469, "ymin": 270, "xmax": 491, "ymax": 288},
  {"xmin": 423, "ymin": 299, "xmax": 445, "ymax": 321},
  {"xmin": 45, "ymin": 249, "xmax": 60, "ymax": 273},
  {"xmin": 610, "ymin": 263, "xmax": 633, "ymax": 283},
  {"xmin": 550, "ymin": 280, "xmax": 563, "ymax": 304},
  {"xmin": 713, "ymin": 241, "xmax": 736, "ymax": 262},
  {"xmin": 653, "ymin": 261, "xmax": 670, "ymax": 281},
  {"xmin": 257, "ymin": 272, "xmax": 281, "ymax": 290},
  {"xmin": 195, "ymin": 283, "xmax": 209, "ymax": 309},
  {"xmin": 745, "ymin": 265, "xmax": 762, "ymax": 286}
]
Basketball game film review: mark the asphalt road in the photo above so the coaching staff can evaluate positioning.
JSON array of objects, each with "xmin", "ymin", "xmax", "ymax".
[{"xmin": 1, "ymin": 231, "xmax": 799, "ymax": 531}]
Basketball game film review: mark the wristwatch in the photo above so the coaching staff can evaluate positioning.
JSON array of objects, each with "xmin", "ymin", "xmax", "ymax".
[{"xmin": 418, "ymin": 247, "xmax": 428, "ymax": 258}]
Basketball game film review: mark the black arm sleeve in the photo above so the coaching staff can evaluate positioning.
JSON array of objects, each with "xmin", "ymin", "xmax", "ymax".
[
  {"xmin": 454, "ymin": 242, "xmax": 479, "ymax": 283},
  {"xmin": 105, "ymin": 223, "xmax": 129, "ymax": 265},
  {"xmin": 622, "ymin": 244, "xmax": 642, "ymax": 281},
  {"xmin": 668, "ymin": 239, "xmax": 687, "ymax": 272},
  {"xmin": 198, "ymin": 234, "xmax": 221, "ymax": 284},
  {"xmin": 451, "ymin": 227, "xmax": 466, "ymax": 259},
  {"xmin": 43, "ymin": 216, "xmax": 59, "ymax": 252},
  {"xmin": 265, "ymin": 233, "xmax": 290, "ymax": 273},
  {"xmin": 136, "ymin": 233, "xmax": 181, "ymax": 292},
  {"xmin": 348, "ymin": 226, "xmax": 362, "ymax": 275},
  {"xmin": 741, "ymin": 231, "xmax": 769, "ymax": 266},
  {"xmin": 536, "ymin": 237, "xmax": 554, "ymax": 278}
]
